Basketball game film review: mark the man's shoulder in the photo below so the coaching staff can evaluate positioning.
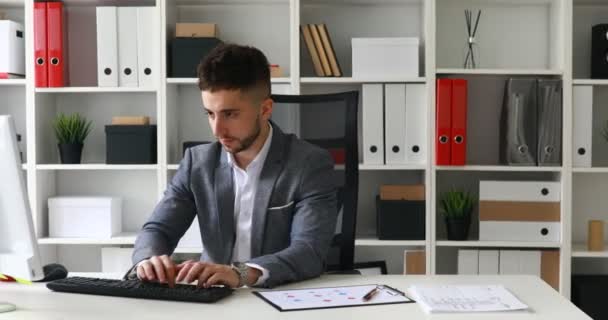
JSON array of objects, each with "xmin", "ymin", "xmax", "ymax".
[
  {"xmin": 283, "ymin": 134, "xmax": 333, "ymax": 165},
  {"xmin": 185, "ymin": 142, "xmax": 221, "ymax": 166}
]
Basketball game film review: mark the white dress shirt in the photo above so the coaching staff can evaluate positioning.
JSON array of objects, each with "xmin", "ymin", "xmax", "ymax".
[{"xmin": 226, "ymin": 124, "xmax": 273, "ymax": 285}]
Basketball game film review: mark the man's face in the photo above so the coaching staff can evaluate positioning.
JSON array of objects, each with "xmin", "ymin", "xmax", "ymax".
[{"xmin": 201, "ymin": 89, "xmax": 272, "ymax": 154}]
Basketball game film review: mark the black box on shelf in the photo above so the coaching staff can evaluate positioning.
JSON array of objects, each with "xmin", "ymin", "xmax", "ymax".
[
  {"xmin": 571, "ymin": 275, "xmax": 608, "ymax": 319},
  {"xmin": 105, "ymin": 125, "xmax": 157, "ymax": 164},
  {"xmin": 170, "ymin": 37, "xmax": 223, "ymax": 78},
  {"xmin": 376, "ymin": 196, "xmax": 425, "ymax": 240},
  {"xmin": 182, "ymin": 141, "xmax": 211, "ymax": 157}
]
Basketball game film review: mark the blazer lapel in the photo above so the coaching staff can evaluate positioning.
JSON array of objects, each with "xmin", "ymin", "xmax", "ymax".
[
  {"xmin": 250, "ymin": 124, "xmax": 286, "ymax": 257},
  {"xmin": 214, "ymin": 150, "xmax": 235, "ymax": 264}
]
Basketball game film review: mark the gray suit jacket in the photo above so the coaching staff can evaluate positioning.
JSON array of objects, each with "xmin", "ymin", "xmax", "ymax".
[{"xmin": 132, "ymin": 123, "xmax": 338, "ymax": 287}]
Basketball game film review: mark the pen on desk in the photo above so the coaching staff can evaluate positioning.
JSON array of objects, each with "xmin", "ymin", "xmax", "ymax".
[{"xmin": 362, "ymin": 286, "xmax": 379, "ymax": 302}]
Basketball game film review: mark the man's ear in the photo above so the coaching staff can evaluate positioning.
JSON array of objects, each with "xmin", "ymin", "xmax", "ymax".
[{"xmin": 260, "ymin": 97, "xmax": 273, "ymax": 121}]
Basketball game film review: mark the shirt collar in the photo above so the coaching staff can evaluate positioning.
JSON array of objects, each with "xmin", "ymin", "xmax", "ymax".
[{"xmin": 226, "ymin": 123, "xmax": 273, "ymax": 171}]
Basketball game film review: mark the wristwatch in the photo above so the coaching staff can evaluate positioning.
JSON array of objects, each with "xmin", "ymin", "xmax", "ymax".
[{"xmin": 231, "ymin": 262, "xmax": 249, "ymax": 287}]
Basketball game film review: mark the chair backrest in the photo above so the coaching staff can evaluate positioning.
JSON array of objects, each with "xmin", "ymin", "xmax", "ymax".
[{"xmin": 270, "ymin": 91, "xmax": 359, "ymax": 271}]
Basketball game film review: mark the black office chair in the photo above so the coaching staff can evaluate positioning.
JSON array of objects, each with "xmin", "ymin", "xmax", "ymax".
[{"xmin": 271, "ymin": 91, "xmax": 359, "ymax": 272}]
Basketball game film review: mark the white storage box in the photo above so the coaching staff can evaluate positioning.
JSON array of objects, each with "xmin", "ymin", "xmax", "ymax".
[
  {"xmin": 48, "ymin": 197, "xmax": 122, "ymax": 238},
  {"xmin": 352, "ymin": 37, "xmax": 419, "ymax": 78},
  {"xmin": 0, "ymin": 21, "xmax": 25, "ymax": 76}
]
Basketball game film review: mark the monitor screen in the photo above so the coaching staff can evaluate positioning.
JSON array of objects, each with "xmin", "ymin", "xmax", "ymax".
[{"xmin": 0, "ymin": 115, "xmax": 44, "ymax": 281}]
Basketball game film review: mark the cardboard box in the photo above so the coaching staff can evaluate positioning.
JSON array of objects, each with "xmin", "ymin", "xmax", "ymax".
[
  {"xmin": 352, "ymin": 37, "xmax": 419, "ymax": 78},
  {"xmin": 380, "ymin": 184, "xmax": 425, "ymax": 201},
  {"xmin": 49, "ymin": 197, "xmax": 122, "ymax": 238},
  {"xmin": 270, "ymin": 64, "xmax": 283, "ymax": 78},
  {"xmin": 176, "ymin": 23, "xmax": 217, "ymax": 38},
  {"xmin": 111, "ymin": 116, "xmax": 150, "ymax": 125}
]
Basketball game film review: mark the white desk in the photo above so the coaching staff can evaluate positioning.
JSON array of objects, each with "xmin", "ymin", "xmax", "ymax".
[{"xmin": 0, "ymin": 274, "xmax": 590, "ymax": 320}]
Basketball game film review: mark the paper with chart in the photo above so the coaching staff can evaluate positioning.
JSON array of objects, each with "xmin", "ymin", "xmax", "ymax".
[
  {"xmin": 254, "ymin": 284, "xmax": 412, "ymax": 311},
  {"xmin": 408, "ymin": 285, "xmax": 529, "ymax": 313}
]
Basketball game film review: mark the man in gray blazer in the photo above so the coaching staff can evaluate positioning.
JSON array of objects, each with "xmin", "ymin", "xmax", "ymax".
[{"xmin": 131, "ymin": 44, "xmax": 338, "ymax": 289}]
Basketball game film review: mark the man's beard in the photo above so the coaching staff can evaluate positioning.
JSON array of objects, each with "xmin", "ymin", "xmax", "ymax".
[{"xmin": 224, "ymin": 118, "xmax": 262, "ymax": 154}]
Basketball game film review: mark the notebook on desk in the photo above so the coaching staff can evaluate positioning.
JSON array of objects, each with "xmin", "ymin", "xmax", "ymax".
[{"xmin": 253, "ymin": 284, "xmax": 414, "ymax": 312}]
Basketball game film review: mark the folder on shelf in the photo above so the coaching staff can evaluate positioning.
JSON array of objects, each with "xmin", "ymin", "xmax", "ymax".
[
  {"xmin": 478, "ymin": 250, "xmax": 499, "ymax": 275},
  {"xmin": 117, "ymin": 7, "xmax": 138, "ymax": 87},
  {"xmin": 96, "ymin": 6, "xmax": 118, "ymax": 87},
  {"xmin": 34, "ymin": 2, "xmax": 47, "ymax": 87},
  {"xmin": 403, "ymin": 250, "xmax": 425, "ymax": 275},
  {"xmin": 500, "ymin": 78, "xmax": 537, "ymax": 165},
  {"xmin": 385, "ymin": 83, "xmax": 407, "ymax": 165},
  {"xmin": 316, "ymin": 23, "xmax": 341, "ymax": 77},
  {"xmin": 308, "ymin": 24, "xmax": 331, "ymax": 76},
  {"xmin": 479, "ymin": 180, "xmax": 561, "ymax": 203},
  {"xmin": 541, "ymin": 250, "xmax": 559, "ymax": 290},
  {"xmin": 47, "ymin": 1, "xmax": 66, "ymax": 87},
  {"xmin": 137, "ymin": 7, "xmax": 158, "ymax": 88},
  {"xmin": 0, "ymin": 21, "xmax": 25, "ymax": 78},
  {"xmin": 457, "ymin": 249, "xmax": 478, "ymax": 275},
  {"xmin": 573, "ymin": 85, "xmax": 593, "ymax": 168},
  {"xmin": 435, "ymin": 79, "xmax": 452, "ymax": 165},
  {"xmin": 362, "ymin": 84, "xmax": 384, "ymax": 165},
  {"xmin": 451, "ymin": 79, "xmax": 467, "ymax": 166},
  {"xmin": 299, "ymin": 24, "xmax": 324, "ymax": 77},
  {"xmin": 537, "ymin": 79, "xmax": 562, "ymax": 166},
  {"xmin": 499, "ymin": 250, "xmax": 557, "ymax": 289},
  {"xmin": 405, "ymin": 84, "xmax": 427, "ymax": 164}
]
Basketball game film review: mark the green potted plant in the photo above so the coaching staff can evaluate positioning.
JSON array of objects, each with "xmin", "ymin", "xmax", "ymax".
[
  {"xmin": 439, "ymin": 188, "xmax": 476, "ymax": 240},
  {"xmin": 52, "ymin": 113, "xmax": 93, "ymax": 164}
]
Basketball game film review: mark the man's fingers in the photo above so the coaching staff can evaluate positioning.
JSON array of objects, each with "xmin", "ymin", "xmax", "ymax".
[
  {"xmin": 140, "ymin": 261, "xmax": 156, "ymax": 281},
  {"xmin": 160, "ymin": 255, "xmax": 176, "ymax": 288},
  {"xmin": 204, "ymin": 273, "xmax": 225, "ymax": 288},
  {"xmin": 184, "ymin": 263, "xmax": 206, "ymax": 284},
  {"xmin": 176, "ymin": 262, "xmax": 194, "ymax": 283},
  {"xmin": 196, "ymin": 267, "xmax": 216, "ymax": 288},
  {"xmin": 136, "ymin": 264, "xmax": 146, "ymax": 280},
  {"xmin": 150, "ymin": 256, "xmax": 167, "ymax": 284}
]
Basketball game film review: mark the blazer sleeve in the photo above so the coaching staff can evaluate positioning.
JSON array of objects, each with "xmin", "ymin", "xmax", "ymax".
[
  {"xmin": 131, "ymin": 148, "xmax": 198, "ymax": 265},
  {"xmin": 248, "ymin": 149, "xmax": 338, "ymax": 288}
]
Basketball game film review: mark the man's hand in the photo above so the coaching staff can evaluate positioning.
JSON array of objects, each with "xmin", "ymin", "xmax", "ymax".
[
  {"xmin": 175, "ymin": 261, "xmax": 261, "ymax": 288},
  {"xmin": 136, "ymin": 255, "xmax": 177, "ymax": 288}
]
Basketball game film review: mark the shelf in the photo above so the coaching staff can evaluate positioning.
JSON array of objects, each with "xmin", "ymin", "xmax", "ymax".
[
  {"xmin": 0, "ymin": 0, "xmax": 23, "ymax": 7},
  {"xmin": 572, "ymin": 243, "xmax": 608, "ymax": 258},
  {"xmin": 0, "ymin": 79, "xmax": 26, "ymax": 86},
  {"xmin": 174, "ymin": 0, "xmax": 288, "ymax": 5},
  {"xmin": 36, "ymin": 164, "xmax": 158, "ymax": 170},
  {"xmin": 436, "ymin": 68, "xmax": 562, "ymax": 76},
  {"xmin": 166, "ymin": 77, "xmax": 291, "ymax": 85},
  {"xmin": 170, "ymin": 163, "xmax": 427, "ymax": 171},
  {"xmin": 359, "ymin": 164, "xmax": 426, "ymax": 170},
  {"xmin": 436, "ymin": 241, "xmax": 561, "ymax": 248},
  {"xmin": 300, "ymin": 77, "xmax": 426, "ymax": 84},
  {"xmin": 573, "ymin": 167, "xmax": 608, "ymax": 173},
  {"xmin": 355, "ymin": 237, "xmax": 425, "ymax": 246},
  {"xmin": 573, "ymin": 79, "xmax": 608, "ymax": 85},
  {"xmin": 435, "ymin": 165, "xmax": 562, "ymax": 172},
  {"xmin": 57, "ymin": 0, "xmax": 155, "ymax": 6},
  {"xmin": 38, "ymin": 232, "xmax": 137, "ymax": 245},
  {"xmin": 174, "ymin": 247, "xmax": 203, "ymax": 253},
  {"xmin": 35, "ymin": 87, "xmax": 158, "ymax": 93}
]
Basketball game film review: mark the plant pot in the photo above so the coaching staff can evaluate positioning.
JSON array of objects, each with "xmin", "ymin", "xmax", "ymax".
[
  {"xmin": 58, "ymin": 143, "xmax": 83, "ymax": 164},
  {"xmin": 445, "ymin": 216, "xmax": 471, "ymax": 240}
]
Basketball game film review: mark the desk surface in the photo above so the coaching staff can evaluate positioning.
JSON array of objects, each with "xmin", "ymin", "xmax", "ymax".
[{"xmin": 0, "ymin": 274, "xmax": 590, "ymax": 320}]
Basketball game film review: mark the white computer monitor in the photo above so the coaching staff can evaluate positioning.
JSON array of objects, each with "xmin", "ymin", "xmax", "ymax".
[{"xmin": 0, "ymin": 115, "xmax": 44, "ymax": 282}]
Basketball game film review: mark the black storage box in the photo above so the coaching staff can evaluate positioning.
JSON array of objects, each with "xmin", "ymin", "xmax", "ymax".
[
  {"xmin": 376, "ymin": 196, "xmax": 425, "ymax": 240},
  {"xmin": 105, "ymin": 125, "xmax": 157, "ymax": 164},
  {"xmin": 571, "ymin": 275, "xmax": 608, "ymax": 319},
  {"xmin": 170, "ymin": 37, "xmax": 222, "ymax": 77}
]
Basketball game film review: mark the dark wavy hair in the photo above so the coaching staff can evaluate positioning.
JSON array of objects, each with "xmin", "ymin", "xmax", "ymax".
[{"xmin": 197, "ymin": 43, "xmax": 271, "ymax": 101}]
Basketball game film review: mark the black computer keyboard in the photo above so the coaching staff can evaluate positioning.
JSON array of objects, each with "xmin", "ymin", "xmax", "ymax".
[{"xmin": 46, "ymin": 277, "xmax": 234, "ymax": 303}]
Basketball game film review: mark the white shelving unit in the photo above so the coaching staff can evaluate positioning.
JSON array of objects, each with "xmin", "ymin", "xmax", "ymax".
[{"xmin": 4, "ymin": 0, "xmax": 606, "ymax": 298}]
